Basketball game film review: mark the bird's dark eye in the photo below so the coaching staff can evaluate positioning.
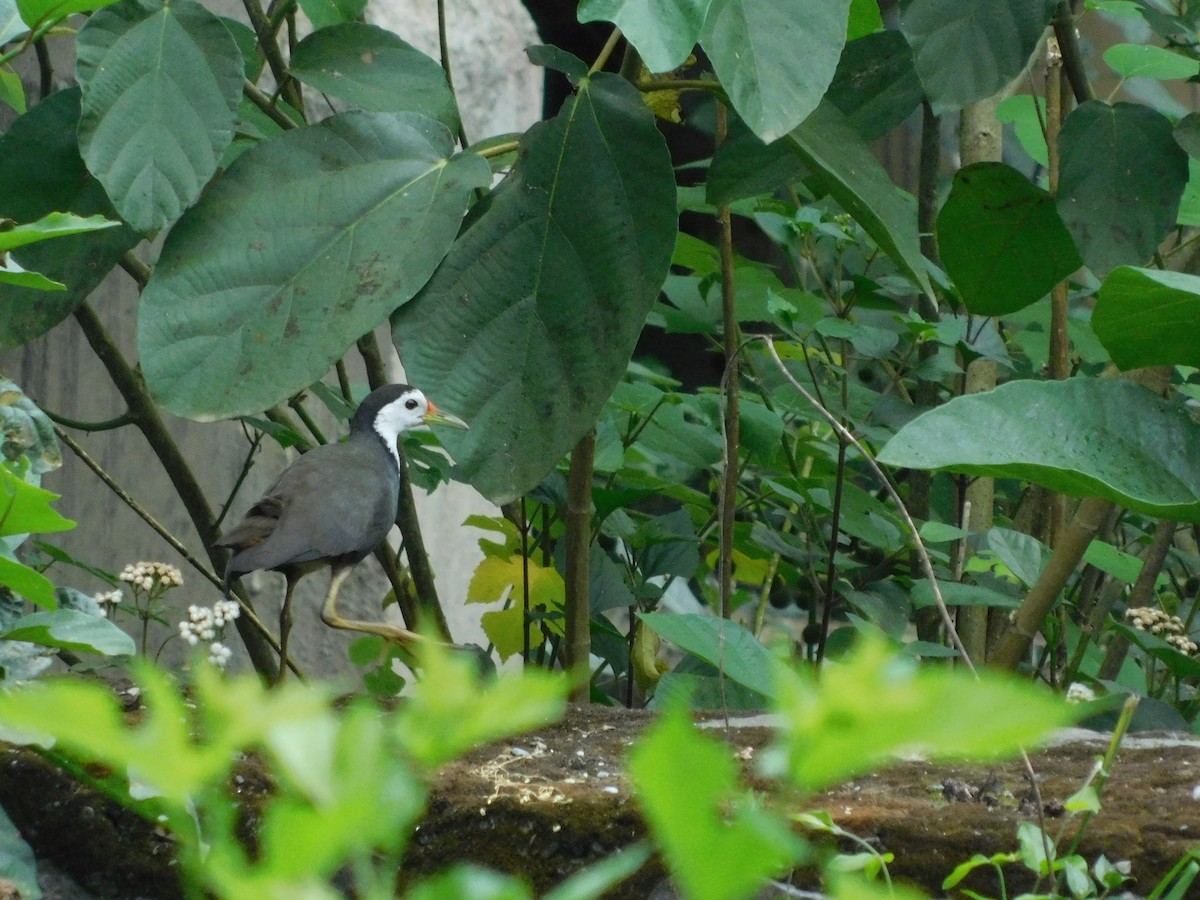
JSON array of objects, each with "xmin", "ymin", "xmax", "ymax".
[{"xmin": 405, "ymin": 399, "xmax": 419, "ymax": 410}]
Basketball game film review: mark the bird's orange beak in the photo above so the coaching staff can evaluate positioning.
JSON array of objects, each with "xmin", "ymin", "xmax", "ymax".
[{"xmin": 423, "ymin": 400, "xmax": 468, "ymax": 429}]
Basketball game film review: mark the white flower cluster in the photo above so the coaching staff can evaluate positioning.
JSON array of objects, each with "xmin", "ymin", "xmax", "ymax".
[
  {"xmin": 119, "ymin": 561, "xmax": 183, "ymax": 591},
  {"xmin": 208, "ymin": 642, "xmax": 232, "ymax": 668},
  {"xmin": 178, "ymin": 600, "xmax": 240, "ymax": 669},
  {"xmin": 93, "ymin": 589, "xmax": 123, "ymax": 615},
  {"xmin": 1125, "ymin": 606, "xmax": 1199, "ymax": 655}
]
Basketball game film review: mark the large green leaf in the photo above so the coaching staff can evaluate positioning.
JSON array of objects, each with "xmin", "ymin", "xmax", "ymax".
[
  {"xmin": 701, "ymin": 0, "xmax": 851, "ymax": 142},
  {"xmin": 899, "ymin": 0, "xmax": 1059, "ymax": 115},
  {"xmin": 1104, "ymin": 42, "xmax": 1200, "ymax": 80},
  {"xmin": 578, "ymin": 0, "xmax": 711, "ymax": 73},
  {"xmin": 392, "ymin": 74, "xmax": 675, "ymax": 505},
  {"xmin": 878, "ymin": 378, "xmax": 1200, "ymax": 521},
  {"xmin": 1056, "ymin": 101, "xmax": 1189, "ymax": 275},
  {"xmin": 0, "ymin": 89, "xmax": 141, "ymax": 349},
  {"xmin": 0, "ymin": 556, "xmax": 55, "ymax": 607},
  {"xmin": 139, "ymin": 111, "xmax": 491, "ymax": 420},
  {"xmin": 639, "ymin": 612, "xmax": 775, "ymax": 699},
  {"xmin": 16, "ymin": 0, "xmax": 118, "ymax": 27},
  {"xmin": 76, "ymin": 0, "xmax": 243, "ymax": 234},
  {"xmin": 1, "ymin": 609, "xmax": 135, "ymax": 656},
  {"xmin": 628, "ymin": 707, "xmax": 801, "ymax": 900},
  {"xmin": 937, "ymin": 162, "xmax": 1082, "ymax": 315},
  {"xmin": 289, "ymin": 23, "xmax": 459, "ymax": 129},
  {"xmin": 770, "ymin": 637, "xmax": 1075, "ymax": 792},
  {"xmin": 0, "ymin": 212, "xmax": 120, "ymax": 251},
  {"xmin": 825, "ymin": 30, "xmax": 922, "ymax": 141},
  {"xmin": 787, "ymin": 101, "xmax": 932, "ymax": 297},
  {"xmin": 1094, "ymin": 266, "xmax": 1200, "ymax": 369},
  {"xmin": 0, "ymin": 466, "xmax": 75, "ymax": 537}
]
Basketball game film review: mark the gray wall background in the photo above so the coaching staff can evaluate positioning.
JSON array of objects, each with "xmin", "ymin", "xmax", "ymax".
[{"xmin": 1, "ymin": 0, "xmax": 542, "ymax": 677}]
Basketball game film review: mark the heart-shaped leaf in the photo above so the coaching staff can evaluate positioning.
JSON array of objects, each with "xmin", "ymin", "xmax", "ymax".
[
  {"xmin": 289, "ymin": 23, "xmax": 459, "ymax": 129},
  {"xmin": 1057, "ymin": 101, "xmax": 1189, "ymax": 275},
  {"xmin": 938, "ymin": 162, "xmax": 1081, "ymax": 315},
  {"xmin": 578, "ymin": 0, "xmax": 711, "ymax": 73}
]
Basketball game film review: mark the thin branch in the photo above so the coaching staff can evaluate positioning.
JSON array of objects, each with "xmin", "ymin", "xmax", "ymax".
[
  {"xmin": 119, "ymin": 252, "xmax": 151, "ymax": 288},
  {"xmin": 1053, "ymin": 1, "xmax": 1095, "ymax": 104},
  {"xmin": 71, "ymin": 301, "xmax": 280, "ymax": 678},
  {"xmin": 716, "ymin": 101, "xmax": 739, "ymax": 622},
  {"xmin": 243, "ymin": 78, "xmax": 297, "ymax": 131},
  {"xmin": 758, "ymin": 336, "xmax": 974, "ymax": 672},
  {"xmin": 241, "ymin": 0, "xmax": 302, "ymax": 113},
  {"xmin": 588, "ymin": 27, "xmax": 623, "ymax": 74}
]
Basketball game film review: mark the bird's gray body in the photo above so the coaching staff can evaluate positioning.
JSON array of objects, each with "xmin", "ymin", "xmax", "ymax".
[
  {"xmin": 217, "ymin": 433, "xmax": 399, "ymax": 587},
  {"xmin": 214, "ymin": 384, "xmax": 467, "ymax": 680}
]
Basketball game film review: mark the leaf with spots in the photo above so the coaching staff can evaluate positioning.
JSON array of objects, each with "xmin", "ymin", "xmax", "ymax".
[{"xmin": 138, "ymin": 111, "xmax": 490, "ymax": 420}]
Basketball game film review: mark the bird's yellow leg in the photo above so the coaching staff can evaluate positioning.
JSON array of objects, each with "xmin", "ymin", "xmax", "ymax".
[
  {"xmin": 319, "ymin": 565, "xmax": 427, "ymax": 647},
  {"xmin": 276, "ymin": 574, "xmax": 297, "ymax": 685}
]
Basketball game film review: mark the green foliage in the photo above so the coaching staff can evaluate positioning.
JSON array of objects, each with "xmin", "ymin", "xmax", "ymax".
[
  {"xmin": 899, "ymin": 0, "xmax": 1058, "ymax": 114},
  {"xmin": 139, "ymin": 111, "xmax": 490, "ymax": 419},
  {"xmin": 394, "ymin": 72, "xmax": 676, "ymax": 504},
  {"xmin": 937, "ymin": 162, "xmax": 1081, "ymax": 316},
  {"xmin": 0, "ymin": 211, "xmax": 119, "ymax": 291},
  {"xmin": 1056, "ymin": 101, "xmax": 1188, "ymax": 274},
  {"xmin": 786, "ymin": 101, "xmax": 932, "ymax": 297},
  {"xmin": 628, "ymin": 704, "xmax": 803, "ymax": 900},
  {"xmin": 578, "ymin": 0, "xmax": 708, "ymax": 73},
  {"xmin": 763, "ymin": 638, "xmax": 1076, "ymax": 792},
  {"xmin": 8, "ymin": 0, "xmax": 1200, "ymax": 891},
  {"xmin": 0, "ymin": 89, "xmax": 141, "ymax": 348},
  {"xmin": 700, "ymin": 0, "xmax": 850, "ymax": 142},
  {"xmin": 289, "ymin": 24, "xmax": 460, "ymax": 127},
  {"xmin": 0, "ymin": 642, "xmax": 570, "ymax": 897},
  {"xmin": 0, "ymin": 803, "xmax": 38, "ymax": 900},
  {"xmin": 0, "ymin": 608, "xmax": 133, "ymax": 655},
  {"xmin": 879, "ymin": 379, "xmax": 1200, "ymax": 520},
  {"xmin": 1094, "ymin": 266, "xmax": 1200, "ymax": 369},
  {"xmin": 75, "ymin": 0, "xmax": 243, "ymax": 234}
]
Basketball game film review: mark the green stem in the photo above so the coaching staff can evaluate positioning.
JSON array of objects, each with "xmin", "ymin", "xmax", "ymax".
[
  {"xmin": 588, "ymin": 27, "xmax": 623, "ymax": 74},
  {"xmin": 241, "ymin": 0, "xmax": 303, "ymax": 113},
  {"xmin": 715, "ymin": 101, "xmax": 739, "ymax": 621},
  {"xmin": 243, "ymin": 78, "xmax": 297, "ymax": 131},
  {"xmin": 476, "ymin": 139, "xmax": 520, "ymax": 159},
  {"xmin": 565, "ymin": 429, "xmax": 595, "ymax": 700}
]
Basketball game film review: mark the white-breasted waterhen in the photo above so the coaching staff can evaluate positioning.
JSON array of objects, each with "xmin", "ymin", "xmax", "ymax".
[{"xmin": 216, "ymin": 384, "xmax": 467, "ymax": 678}]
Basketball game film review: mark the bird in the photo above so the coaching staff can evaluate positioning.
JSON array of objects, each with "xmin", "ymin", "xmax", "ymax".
[{"xmin": 216, "ymin": 384, "xmax": 468, "ymax": 680}]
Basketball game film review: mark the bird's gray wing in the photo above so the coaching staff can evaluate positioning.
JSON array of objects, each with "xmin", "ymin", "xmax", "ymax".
[{"xmin": 219, "ymin": 442, "xmax": 399, "ymax": 578}]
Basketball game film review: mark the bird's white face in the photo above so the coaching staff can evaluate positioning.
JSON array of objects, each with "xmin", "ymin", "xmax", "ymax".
[
  {"xmin": 373, "ymin": 388, "xmax": 432, "ymax": 447},
  {"xmin": 369, "ymin": 386, "xmax": 468, "ymax": 466}
]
